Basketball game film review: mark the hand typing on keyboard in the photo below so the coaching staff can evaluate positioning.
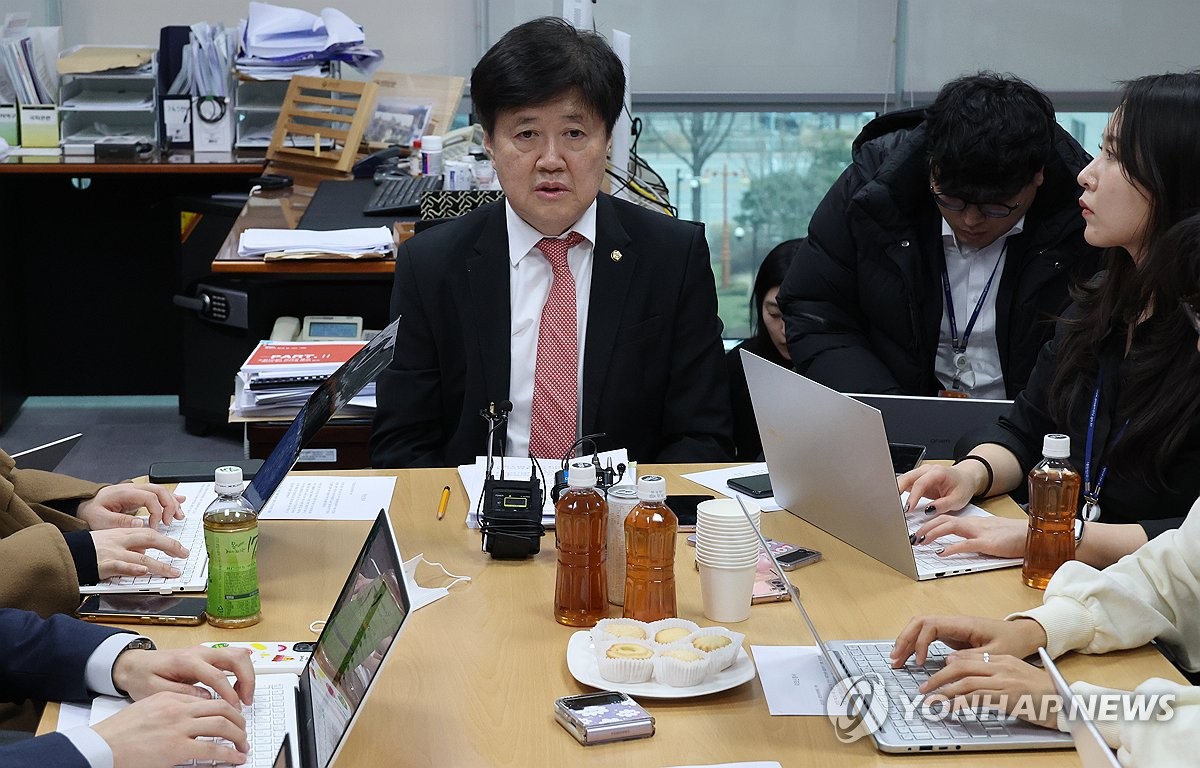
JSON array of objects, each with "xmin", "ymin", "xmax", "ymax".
[
  {"xmin": 890, "ymin": 614, "xmax": 1050, "ymax": 668},
  {"xmin": 909, "ymin": 648, "xmax": 1060, "ymax": 729},
  {"xmin": 907, "ymin": 513, "xmax": 1027, "ymax": 559},
  {"xmin": 77, "ymin": 482, "xmax": 187, "ymax": 529},
  {"xmin": 92, "ymin": 528, "xmax": 190, "ymax": 581},
  {"xmin": 93, "ymin": 645, "xmax": 256, "ymax": 767}
]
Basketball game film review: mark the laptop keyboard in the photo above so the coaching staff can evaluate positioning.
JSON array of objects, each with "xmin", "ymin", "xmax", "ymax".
[
  {"xmin": 87, "ymin": 514, "xmax": 209, "ymax": 592},
  {"xmin": 838, "ymin": 641, "xmax": 1016, "ymax": 743},
  {"xmin": 177, "ymin": 675, "xmax": 294, "ymax": 768},
  {"xmin": 363, "ymin": 173, "xmax": 443, "ymax": 215}
]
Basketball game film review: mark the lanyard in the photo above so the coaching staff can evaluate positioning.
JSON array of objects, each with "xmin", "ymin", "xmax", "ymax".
[
  {"xmin": 1082, "ymin": 368, "xmax": 1128, "ymax": 522},
  {"xmin": 940, "ymin": 244, "xmax": 1006, "ymax": 385}
]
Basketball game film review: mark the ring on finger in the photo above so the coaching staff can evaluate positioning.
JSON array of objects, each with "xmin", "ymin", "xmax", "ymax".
[{"xmin": 983, "ymin": 652, "xmax": 990, "ymax": 664}]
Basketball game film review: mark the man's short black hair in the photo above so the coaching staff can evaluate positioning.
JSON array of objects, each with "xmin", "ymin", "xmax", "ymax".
[
  {"xmin": 471, "ymin": 16, "xmax": 625, "ymax": 137},
  {"xmin": 924, "ymin": 71, "xmax": 1056, "ymax": 201}
]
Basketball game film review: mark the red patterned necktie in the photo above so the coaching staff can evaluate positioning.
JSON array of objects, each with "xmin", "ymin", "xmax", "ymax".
[{"xmin": 528, "ymin": 231, "xmax": 585, "ymax": 459}]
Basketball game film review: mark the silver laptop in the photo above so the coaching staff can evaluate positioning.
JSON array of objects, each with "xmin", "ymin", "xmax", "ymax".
[
  {"xmin": 11, "ymin": 433, "xmax": 83, "ymax": 471},
  {"xmin": 230, "ymin": 509, "xmax": 410, "ymax": 767},
  {"xmin": 738, "ymin": 496, "xmax": 1071, "ymax": 753},
  {"xmin": 741, "ymin": 349, "xmax": 1022, "ymax": 580},
  {"xmin": 80, "ymin": 319, "xmax": 399, "ymax": 595},
  {"xmin": 849, "ymin": 394, "xmax": 1012, "ymax": 460},
  {"xmin": 1040, "ymin": 648, "xmax": 1121, "ymax": 767}
]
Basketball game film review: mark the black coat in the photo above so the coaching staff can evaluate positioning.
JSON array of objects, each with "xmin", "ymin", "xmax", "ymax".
[
  {"xmin": 370, "ymin": 193, "xmax": 734, "ymax": 468},
  {"xmin": 777, "ymin": 108, "xmax": 1101, "ymax": 397}
]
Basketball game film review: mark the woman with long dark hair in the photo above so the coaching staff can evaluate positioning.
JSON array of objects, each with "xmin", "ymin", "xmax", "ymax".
[
  {"xmin": 901, "ymin": 71, "xmax": 1200, "ymax": 568},
  {"xmin": 727, "ymin": 238, "xmax": 801, "ymax": 459}
]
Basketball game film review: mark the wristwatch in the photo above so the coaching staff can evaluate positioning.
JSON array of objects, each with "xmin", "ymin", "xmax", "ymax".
[
  {"xmin": 112, "ymin": 637, "xmax": 156, "ymax": 696},
  {"xmin": 1074, "ymin": 518, "xmax": 1086, "ymax": 544}
]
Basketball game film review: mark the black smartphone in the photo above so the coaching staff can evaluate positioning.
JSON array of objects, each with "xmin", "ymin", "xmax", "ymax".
[
  {"xmin": 665, "ymin": 494, "xmax": 714, "ymax": 531},
  {"xmin": 889, "ymin": 443, "xmax": 927, "ymax": 475},
  {"xmin": 775, "ymin": 546, "xmax": 823, "ymax": 570},
  {"xmin": 149, "ymin": 459, "xmax": 264, "ymax": 484},
  {"xmin": 727, "ymin": 473, "xmax": 773, "ymax": 498},
  {"xmin": 77, "ymin": 594, "xmax": 208, "ymax": 626}
]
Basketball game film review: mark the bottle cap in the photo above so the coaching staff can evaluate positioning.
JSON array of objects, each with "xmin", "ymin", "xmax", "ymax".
[
  {"xmin": 637, "ymin": 475, "xmax": 667, "ymax": 502},
  {"xmin": 214, "ymin": 465, "xmax": 244, "ymax": 493},
  {"xmin": 422, "ymin": 134, "xmax": 443, "ymax": 151},
  {"xmin": 567, "ymin": 461, "xmax": 597, "ymax": 488},
  {"xmin": 1042, "ymin": 433, "xmax": 1070, "ymax": 459}
]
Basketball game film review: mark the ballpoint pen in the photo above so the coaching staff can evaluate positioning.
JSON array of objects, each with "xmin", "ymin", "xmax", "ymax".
[{"xmin": 436, "ymin": 485, "xmax": 451, "ymax": 521}]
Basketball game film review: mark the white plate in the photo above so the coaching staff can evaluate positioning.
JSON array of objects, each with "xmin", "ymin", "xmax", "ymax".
[{"xmin": 565, "ymin": 631, "xmax": 756, "ymax": 699}]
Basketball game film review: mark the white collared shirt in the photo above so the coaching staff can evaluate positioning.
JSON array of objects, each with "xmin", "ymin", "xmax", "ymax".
[
  {"xmin": 505, "ymin": 200, "xmax": 597, "ymax": 458},
  {"xmin": 934, "ymin": 215, "xmax": 1024, "ymax": 399}
]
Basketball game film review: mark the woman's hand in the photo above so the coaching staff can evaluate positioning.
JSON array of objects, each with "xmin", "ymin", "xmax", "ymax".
[
  {"xmin": 909, "ymin": 514, "xmax": 1028, "ymax": 558},
  {"xmin": 897, "ymin": 464, "xmax": 980, "ymax": 516},
  {"xmin": 891, "ymin": 615, "xmax": 1048, "ymax": 667},
  {"xmin": 919, "ymin": 650, "xmax": 1059, "ymax": 729}
]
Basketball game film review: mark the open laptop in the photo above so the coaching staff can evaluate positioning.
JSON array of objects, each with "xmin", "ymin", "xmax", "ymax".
[
  {"xmin": 738, "ymin": 496, "xmax": 1071, "ymax": 753},
  {"xmin": 741, "ymin": 350, "xmax": 1022, "ymax": 580},
  {"xmin": 1039, "ymin": 648, "xmax": 1121, "ymax": 767},
  {"xmin": 849, "ymin": 394, "xmax": 1012, "ymax": 460},
  {"xmin": 80, "ymin": 318, "xmax": 399, "ymax": 595},
  {"xmin": 11, "ymin": 432, "xmax": 83, "ymax": 471}
]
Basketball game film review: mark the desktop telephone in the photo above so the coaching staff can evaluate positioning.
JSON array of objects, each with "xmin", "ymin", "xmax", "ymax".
[{"xmin": 270, "ymin": 315, "xmax": 366, "ymax": 341}]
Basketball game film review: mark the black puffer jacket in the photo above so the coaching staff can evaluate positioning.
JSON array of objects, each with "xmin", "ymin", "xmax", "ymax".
[{"xmin": 776, "ymin": 108, "xmax": 1101, "ymax": 397}]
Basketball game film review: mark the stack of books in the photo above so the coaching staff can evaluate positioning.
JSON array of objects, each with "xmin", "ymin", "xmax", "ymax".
[{"xmin": 232, "ymin": 339, "xmax": 375, "ymax": 419}]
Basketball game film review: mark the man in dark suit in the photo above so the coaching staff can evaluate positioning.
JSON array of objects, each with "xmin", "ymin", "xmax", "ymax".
[
  {"xmin": 370, "ymin": 17, "xmax": 732, "ymax": 468},
  {"xmin": 0, "ymin": 608, "xmax": 253, "ymax": 767}
]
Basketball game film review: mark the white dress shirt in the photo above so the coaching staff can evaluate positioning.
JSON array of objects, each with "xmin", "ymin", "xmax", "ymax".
[
  {"xmin": 504, "ymin": 200, "xmax": 598, "ymax": 458},
  {"xmin": 61, "ymin": 632, "xmax": 149, "ymax": 768},
  {"xmin": 934, "ymin": 215, "xmax": 1024, "ymax": 399}
]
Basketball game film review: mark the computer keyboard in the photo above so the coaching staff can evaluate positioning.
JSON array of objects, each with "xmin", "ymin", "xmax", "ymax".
[
  {"xmin": 83, "ymin": 513, "xmax": 209, "ymax": 593},
  {"xmin": 178, "ymin": 675, "xmax": 295, "ymax": 768},
  {"xmin": 838, "ymin": 641, "xmax": 1017, "ymax": 742},
  {"xmin": 363, "ymin": 174, "xmax": 444, "ymax": 216}
]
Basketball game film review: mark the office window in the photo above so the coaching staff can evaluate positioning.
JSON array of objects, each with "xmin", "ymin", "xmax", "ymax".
[{"xmin": 634, "ymin": 110, "xmax": 873, "ymax": 339}]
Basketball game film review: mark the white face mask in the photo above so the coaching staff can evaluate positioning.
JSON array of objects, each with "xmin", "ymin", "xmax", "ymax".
[{"xmin": 402, "ymin": 554, "xmax": 471, "ymax": 611}]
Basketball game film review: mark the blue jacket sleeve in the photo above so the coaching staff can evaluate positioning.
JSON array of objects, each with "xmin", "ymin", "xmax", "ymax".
[
  {"xmin": 0, "ymin": 732, "xmax": 89, "ymax": 768},
  {"xmin": 0, "ymin": 608, "xmax": 125, "ymax": 704}
]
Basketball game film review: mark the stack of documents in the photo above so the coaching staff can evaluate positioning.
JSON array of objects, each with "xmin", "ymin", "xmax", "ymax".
[
  {"xmin": 1, "ymin": 18, "xmax": 58, "ymax": 105},
  {"xmin": 236, "ymin": 2, "xmax": 383, "ymax": 79},
  {"xmin": 232, "ymin": 339, "xmax": 375, "ymax": 419},
  {"xmin": 238, "ymin": 226, "xmax": 394, "ymax": 261}
]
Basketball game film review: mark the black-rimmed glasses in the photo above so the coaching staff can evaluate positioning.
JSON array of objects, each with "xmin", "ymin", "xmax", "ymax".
[
  {"xmin": 1181, "ymin": 295, "xmax": 1200, "ymax": 337},
  {"xmin": 929, "ymin": 186, "xmax": 1024, "ymax": 219}
]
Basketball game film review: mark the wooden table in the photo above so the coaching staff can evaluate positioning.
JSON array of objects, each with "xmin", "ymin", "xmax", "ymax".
[{"xmin": 44, "ymin": 466, "xmax": 1182, "ymax": 767}]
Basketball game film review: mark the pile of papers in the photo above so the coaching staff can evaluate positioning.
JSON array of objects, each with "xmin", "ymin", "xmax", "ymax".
[
  {"xmin": 236, "ymin": 2, "xmax": 383, "ymax": 80},
  {"xmin": 238, "ymin": 226, "xmax": 394, "ymax": 261},
  {"xmin": 0, "ymin": 16, "xmax": 59, "ymax": 105},
  {"xmin": 232, "ymin": 339, "xmax": 374, "ymax": 419}
]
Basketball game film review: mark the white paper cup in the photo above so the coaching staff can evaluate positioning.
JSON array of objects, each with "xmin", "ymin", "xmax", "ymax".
[{"xmin": 697, "ymin": 561, "xmax": 756, "ymax": 622}]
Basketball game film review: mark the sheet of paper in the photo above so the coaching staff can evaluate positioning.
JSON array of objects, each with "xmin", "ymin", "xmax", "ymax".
[
  {"xmin": 174, "ymin": 476, "xmax": 395, "ymax": 521},
  {"xmin": 751, "ymin": 645, "xmax": 838, "ymax": 715},
  {"xmin": 682, "ymin": 463, "xmax": 782, "ymax": 511},
  {"xmin": 55, "ymin": 701, "xmax": 90, "ymax": 732},
  {"xmin": 458, "ymin": 449, "xmax": 628, "ymax": 529}
]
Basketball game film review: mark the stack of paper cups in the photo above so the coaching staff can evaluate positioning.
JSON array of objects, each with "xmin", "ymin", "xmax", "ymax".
[{"xmin": 694, "ymin": 498, "xmax": 761, "ymax": 623}]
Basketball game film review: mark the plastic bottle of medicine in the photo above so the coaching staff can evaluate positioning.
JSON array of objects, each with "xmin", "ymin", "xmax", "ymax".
[{"xmin": 421, "ymin": 134, "xmax": 444, "ymax": 178}]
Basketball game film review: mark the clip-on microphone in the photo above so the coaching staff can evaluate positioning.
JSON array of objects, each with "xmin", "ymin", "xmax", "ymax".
[{"xmin": 477, "ymin": 401, "xmax": 545, "ymax": 559}]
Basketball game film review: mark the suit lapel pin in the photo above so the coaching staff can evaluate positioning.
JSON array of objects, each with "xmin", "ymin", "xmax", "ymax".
[{"xmin": 611, "ymin": 249, "xmax": 623, "ymax": 262}]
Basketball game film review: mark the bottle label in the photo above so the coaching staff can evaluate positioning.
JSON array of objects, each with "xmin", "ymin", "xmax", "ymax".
[{"xmin": 204, "ymin": 527, "xmax": 260, "ymax": 619}]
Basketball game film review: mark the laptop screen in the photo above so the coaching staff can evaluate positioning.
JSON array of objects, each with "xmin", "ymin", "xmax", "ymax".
[
  {"xmin": 303, "ymin": 510, "xmax": 409, "ymax": 767},
  {"xmin": 244, "ymin": 318, "xmax": 399, "ymax": 511}
]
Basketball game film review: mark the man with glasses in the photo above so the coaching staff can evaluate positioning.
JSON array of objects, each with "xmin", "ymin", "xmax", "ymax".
[{"xmin": 777, "ymin": 71, "xmax": 1101, "ymax": 398}]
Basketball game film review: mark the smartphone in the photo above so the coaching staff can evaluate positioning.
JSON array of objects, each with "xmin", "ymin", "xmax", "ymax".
[
  {"xmin": 889, "ymin": 442, "xmax": 927, "ymax": 475},
  {"xmin": 726, "ymin": 473, "xmax": 773, "ymax": 498},
  {"xmin": 149, "ymin": 458, "xmax": 263, "ymax": 484},
  {"xmin": 664, "ymin": 494, "xmax": 714, "ymax": 531},
  {"xmin": 554, "ymin": 690, "xmax": 655, "ymax": 745},
  {"xmin": 775, "ymin": 546, "xmax": 823, "ymax": 571},
  {"xmin": 77, "ymin": 594, "xmax": 208, "ymax": 626}
]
